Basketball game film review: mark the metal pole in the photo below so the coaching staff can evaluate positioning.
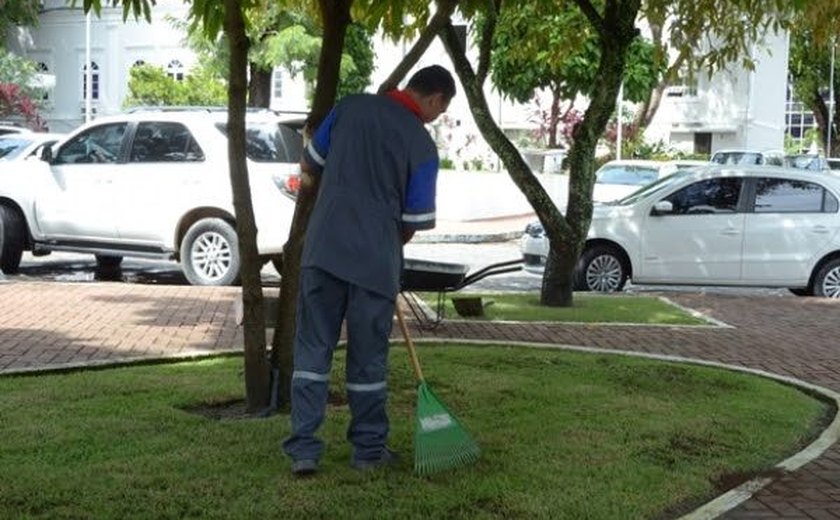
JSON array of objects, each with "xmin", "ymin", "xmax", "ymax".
[
  {"xmin": 828, "ymin": 38, "xmax": 836, "ymax": 158},
  {"xmin": 616, "ymin": 82, "xmax": 624, "ymax": 160},
  {"xmin": 85, "ymin": 11, "xmax": 92, "ymax": 123}
]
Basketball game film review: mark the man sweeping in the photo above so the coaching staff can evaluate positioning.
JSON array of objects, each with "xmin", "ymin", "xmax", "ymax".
[{"xmin": 283, "ymin": 65, "xmax": 456, "ymax": 476}]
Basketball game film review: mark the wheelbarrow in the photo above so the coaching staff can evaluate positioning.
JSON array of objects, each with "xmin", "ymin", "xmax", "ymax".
[{"xmin": 400, "ymin": 257, "xmax": 524, "ymax": 328}]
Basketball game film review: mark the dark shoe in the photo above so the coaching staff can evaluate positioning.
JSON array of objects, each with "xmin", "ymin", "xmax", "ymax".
[
  {"xmin": 291, "ymin": 459, "xmax": 318, "ymax": 477},
  {"xmin": 351, "ymin": 448, "xmax": 400, "ymax": 471}
]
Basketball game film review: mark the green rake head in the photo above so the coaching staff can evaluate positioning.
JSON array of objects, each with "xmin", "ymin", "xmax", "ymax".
[{"xmin": 413, "ymin": 382, "xmax": 480, "ymax": 475}]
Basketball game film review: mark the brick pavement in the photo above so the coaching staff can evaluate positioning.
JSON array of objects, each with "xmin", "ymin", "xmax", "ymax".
[{"xmin": 2, "ymin": 281, "xmax": 840, "ymax": 517}]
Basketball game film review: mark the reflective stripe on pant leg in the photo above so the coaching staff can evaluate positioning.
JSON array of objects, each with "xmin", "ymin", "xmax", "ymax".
[
  {"xmin": 282, "ymin": 267, "xmax": 348, "ymax": 462},
  {"xmin": 344, "ymin": 285, "xmax": 395, "ymax": 462}
]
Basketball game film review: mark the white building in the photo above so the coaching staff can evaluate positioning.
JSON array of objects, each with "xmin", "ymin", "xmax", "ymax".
[
  {"xmin": 644, "ymin": 30, "xmax": 789, "ymax": 156},
  {"xmin": 7, "ymin": 2, "xmax": 789, "ymax": 160}
]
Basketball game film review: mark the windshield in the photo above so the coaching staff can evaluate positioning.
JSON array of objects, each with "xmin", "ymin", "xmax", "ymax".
[
  {"xmin": 612, "ymin": 169, "xmax": 696, "ymax": 206},
  {"xmin": 595, "ymin": 165, "xmax": 659, "ymax": 186},
  {"xmin": 710, "ymin": 151, "xmax": 762, "ymax": 165},
  {"xmin": 0, "ymin": 137, "xmax": 33, "ymax": 160}
]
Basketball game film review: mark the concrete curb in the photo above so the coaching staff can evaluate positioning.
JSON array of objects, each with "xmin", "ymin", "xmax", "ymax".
[{"xmin": 412, "ymin": 230, "xmax": 525, "ymax": 244}]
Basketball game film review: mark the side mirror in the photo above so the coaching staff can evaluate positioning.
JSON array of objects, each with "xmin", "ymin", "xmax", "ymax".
[
  {"xmin": 651, "ymin": 200, "xmax": 673, "ymax": 216},
  {"xmin": 40, "ymin": 145, "xmax": 53, "ymax": 163}
]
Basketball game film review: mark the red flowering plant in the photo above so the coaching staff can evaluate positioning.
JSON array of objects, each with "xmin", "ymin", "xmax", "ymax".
[{"xmin": 0, "ymin": 82, "xmax": 46, "ymax": 130}]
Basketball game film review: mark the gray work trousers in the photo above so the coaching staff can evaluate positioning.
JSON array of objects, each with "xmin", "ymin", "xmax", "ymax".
[{"xmin": 282, "ymin": 266, "xmax": 395, "ymax": 463}]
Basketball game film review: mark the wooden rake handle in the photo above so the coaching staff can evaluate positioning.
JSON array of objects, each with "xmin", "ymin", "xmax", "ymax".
[{"xmin": 395, "ymin": 298, "xmax": 424, "ymax": 382}]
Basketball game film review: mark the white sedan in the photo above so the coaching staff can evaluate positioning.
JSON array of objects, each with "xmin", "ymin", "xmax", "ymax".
[
  {"xmin": 592, "ymin": 159, "xmax": 706, "ymax": 202},
  {"xmin": 522, "ymin": 165, "xmax": 840, "ymax": 297},
  {"xmin": 0, "ymin": 133, "xmax": 65, "ymax": 163}
]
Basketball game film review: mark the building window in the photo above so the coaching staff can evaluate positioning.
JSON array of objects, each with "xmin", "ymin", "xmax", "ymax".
[
  {"xmin": 82, "ymin": 61, "xmax": 100, "ymax": 101},
  {"xmin": 785, "ymin": 76, "xmax": 819, "ymax": 153},
  {"xmin": 167, "ymin": 59, "xmax": 184, "ymax": 81},
  {"xmin": 273, "ymin": 68, "xmax": 283, "ymax": 99}
]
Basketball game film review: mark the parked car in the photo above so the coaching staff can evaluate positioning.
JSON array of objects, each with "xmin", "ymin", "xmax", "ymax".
[
  {"xmin": 784, "ymin": 154, "xmax": 830, "ymax": 172},
  {"xmin": 0, "ymin": 123, "xmax": 30, "ymax": 137},
  {"xmin": 592, "ymin": 159, "xmax": 705, "ymax": 202},
  {"xmin": 521, "ymin": 165, "xmax": 840, "ymax": 297},
  {"xmin": 0, "ymin": 109, "xmax": 302, "ymax": 285},
  {"xmin": 0, "ymin": 133, "xmax": 64, "ymax": 163},
  {"xmin": 710, "ymin": 149, "xmax": 784, "ymax": 166}
]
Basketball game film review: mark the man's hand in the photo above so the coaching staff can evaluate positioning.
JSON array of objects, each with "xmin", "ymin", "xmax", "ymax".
[{"xmin": 402, "ymin": 228, "xmax": 415, "ymax": 244}]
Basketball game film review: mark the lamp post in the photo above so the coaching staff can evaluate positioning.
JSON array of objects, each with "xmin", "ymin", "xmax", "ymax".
[
  {"xmin": 84, "ymin": 11, "xmax": 92, "ymax": 124},
  {"xmin": 616, "ymin": 82, "xmax": 624, "ymax": 160},
  {"xmin": 828, "ymin": 38, "xmax": 836, "ymax": 158}
]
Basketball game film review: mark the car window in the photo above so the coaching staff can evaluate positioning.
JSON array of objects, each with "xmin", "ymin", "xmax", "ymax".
[
  {"xmin": 710, "ymin": 152, "xmax": 762, "ymax": 165},
  {"xmin": 0, "ymin": 137, "xmax": 33, "ymax": 160},
  {"xmin": 129, "ymin": 122, "xmax": 204, "ymax": 163},
  {"xmin": 596, "ymin": 166, "xmax": 659, "ymax": 186},
  {"xmin": 54, "ymin": 123, "xmax": 127, "ymax": 165},
  {"xmin": 216, "ymin": 121, "xmax": 303, "ymax": 163},
  {"xmin": 753, "ymin": 178, "xmax": 838, "ymax": 213},
  {"xmin": 663, "ymin": 177, "xmax": 743, "ymax": 214},
  {"xmin": 615, "ymin": 169, "xmax": 696, "ymax": 206}
]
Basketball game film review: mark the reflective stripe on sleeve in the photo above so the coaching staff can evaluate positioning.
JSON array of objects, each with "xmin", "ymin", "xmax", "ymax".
[
  {"xmin": 402, "ymin": 211, "xmax": 435, "ymax": 223},
  {"xmin": 306, "ymin": 141, "xmax": 326, "ymax": 166}
]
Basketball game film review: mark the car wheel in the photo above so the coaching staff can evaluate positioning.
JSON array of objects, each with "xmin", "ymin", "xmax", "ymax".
[
  {"xmin": 575, "ymin": 245, "xmax": 628, "ymax": 293},
  {"xmin": 180, "ymin": 218, "xmax": 240, "ymax": 286},
  {"xmin": 95, "ymin": 255, "xmax": 123, "ymax": 269},
  {"xmin": 0, "ymin": 205, "xmax": 25, "ymax": 274},
  {"xmin": 814, "ymin": 258, "xmax": 840, "ymax": 298},
  {"xmin": 788, "ymin": 288, "xmax": 811, "ymax": 297}
]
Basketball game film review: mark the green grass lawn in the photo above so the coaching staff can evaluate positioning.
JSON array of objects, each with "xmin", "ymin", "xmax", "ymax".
[
  {"xmin": 0, "ymin": 344, "xmax": 828, "ymax": 519},
  {"xmin": 417, "ymin": 292, "xmax": 709, "ymax": 325}
]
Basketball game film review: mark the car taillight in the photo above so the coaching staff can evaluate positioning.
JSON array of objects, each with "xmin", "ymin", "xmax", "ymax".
[{"xmin": 276, "ymin": 174, "xmax": 300, "ymax": 200}]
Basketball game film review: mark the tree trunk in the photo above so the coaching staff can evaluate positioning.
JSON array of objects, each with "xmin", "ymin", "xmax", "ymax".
[
  {"xmin": 558, "ymin": 2, "xmax": 640, "ymax": 304},
  {"xmin": 248, "ymin": 64, "xmax": 273, "ymax": 108},
  {"xmin": 439, "ymin": 22, "xmax": 571, "ymax": 307},
  {"xmin": 270, "ymin": 0, "xmax": 353, "ymax": 411},
  {"xmin": 223, "ymin": 0, "xmax": 270, "ymax": 413}
]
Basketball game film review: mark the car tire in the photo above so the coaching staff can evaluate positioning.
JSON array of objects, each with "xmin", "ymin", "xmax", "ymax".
[
  {"xmin": 180, "ymin": 218, "xmax": 240, "ymax": 286},
  {"xmin": 575, "ymin": 245, "xmax": 628, "ymax": 293},
  {"xmin": 95, "ymin": 255, "xmax": 123, "ymax": 269},
  {"xmin": 813, "ymin": 258, "xmax": 840, "ymax": 298},
  {"xmin": 0, "ymin": 205, "xmax": 25, "ymax": 274},
  {"xmin": 788, "ymin": 288, "xmax": 811, "ymax": 297}
]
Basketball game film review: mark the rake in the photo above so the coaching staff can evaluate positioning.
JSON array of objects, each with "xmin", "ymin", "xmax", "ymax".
[{"xmin": 395, "ymin": 301, "xmax": 480, "ymax": 475}]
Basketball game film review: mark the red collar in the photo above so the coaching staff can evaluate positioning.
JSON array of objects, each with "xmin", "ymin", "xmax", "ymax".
[{"xmin": 386, "ymin": 89, "xmax": 423, "ymax": 120}]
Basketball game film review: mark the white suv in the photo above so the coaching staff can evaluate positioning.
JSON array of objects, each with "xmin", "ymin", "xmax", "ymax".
[{"xmin": 0, "ymin": 109, "xmax": 302, "ymax": 285}]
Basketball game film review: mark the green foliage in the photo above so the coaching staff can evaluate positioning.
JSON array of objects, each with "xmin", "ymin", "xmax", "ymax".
[
  {"xmin": 123, "ymin": 63, "xmax": 226, "ymax": 107},
  {"xmin": 0, "ymin": 0, "xmax": 41, "ymax": 37},
  {"xmin": 487, "ymin": 3, "xmax": 662, "ymax": 105},
  {"xmin": 0, "ymin": 49, "xmax": 47, "ymax": 111},
  {"xmin": 337, "ymin": 23, "xmax": 375, "ymax": 98}
]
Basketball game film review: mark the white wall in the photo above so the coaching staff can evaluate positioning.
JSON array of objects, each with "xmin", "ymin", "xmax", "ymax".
[{"xmin": 7, "ymin": 0, "xmax": 193, "ymax": 132}]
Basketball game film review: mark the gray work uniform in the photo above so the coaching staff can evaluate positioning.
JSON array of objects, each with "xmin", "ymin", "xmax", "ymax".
[{"xmin": 283, "ymin": 93, "xmax": 438, "ymax": 464}]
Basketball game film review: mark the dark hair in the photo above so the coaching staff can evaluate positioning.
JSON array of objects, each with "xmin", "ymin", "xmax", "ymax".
[{"xmin": 406, "ymin": 65, "xmax": 456, "ymax": 100}]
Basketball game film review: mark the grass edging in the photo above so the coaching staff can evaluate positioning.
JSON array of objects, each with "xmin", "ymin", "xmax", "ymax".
[{"xmin": 409, "ymin": 336, "xmax": 840, "ymax": 520}]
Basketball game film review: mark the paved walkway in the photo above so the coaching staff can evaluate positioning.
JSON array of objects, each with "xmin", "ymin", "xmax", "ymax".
[{"xmin": 2, "ymin": 281, "xmax": 840, "ymax": 518}]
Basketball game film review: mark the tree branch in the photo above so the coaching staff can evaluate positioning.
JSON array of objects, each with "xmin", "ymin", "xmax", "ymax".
[
  {"xmin": 572, "ymin": 0, "xmax": 606, "ymax": 39},
  {"xmin": 376, "ymin": 0, "xmax": 459, "ymax": 93},
  {"xmin": 475, "ymin": 0, "xmax": 500, "ymax": 85}
]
